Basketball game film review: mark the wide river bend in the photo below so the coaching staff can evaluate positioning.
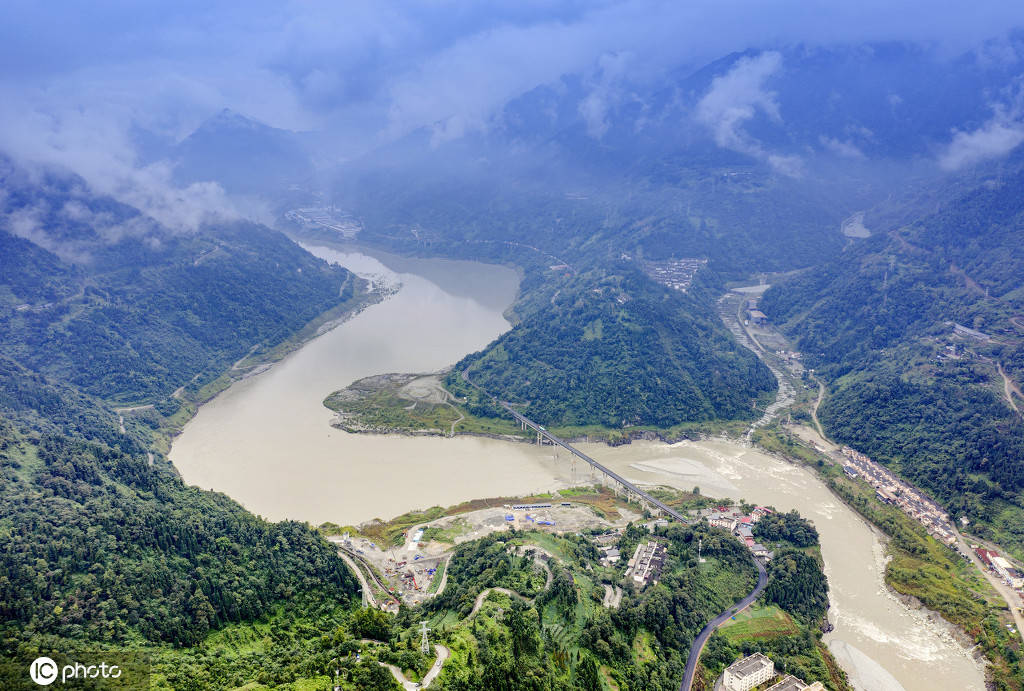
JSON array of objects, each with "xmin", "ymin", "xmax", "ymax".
[{"xmin": 170, "ymin": 248, "xmax": 984, "ymax": 691}]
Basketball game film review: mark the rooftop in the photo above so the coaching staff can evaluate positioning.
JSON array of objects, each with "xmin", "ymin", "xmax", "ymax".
[
  {"xmin": 766, "ymin": 675, "xmax": 810, "ymax": 691},
  {"xmin": 727, "ymin": 652, "xmax": 773, "ymax": 678}
]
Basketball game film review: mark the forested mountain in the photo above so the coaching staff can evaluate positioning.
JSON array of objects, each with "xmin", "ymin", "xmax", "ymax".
[
  {"xmin": 0, "ymin": 157, "xmax": 357, "ymax": 403},
  {"xmin": 0, "ymin": 353, "xmax": 365, "ymax": 689},
  {"xmin": 171, "ymin": 110, "xmax": 315, "ymax": 195},
  {"xmin": 0, "ymin": 158, "xmax": 373, "ymax": 687},
  {"xmin": 448, "ymin": 266, "xmax": 775, "ymax": 429},
  {"xmin": 0, "ymin": 376, "xmax": 357, "ymax": 648},
  {"xmin": 322, "ymin": 40, "xmax": 1024, "ymax": 280},
  {"xmin": 760, "ymin": 153, "xmax": 1024, "ymax": 554}
]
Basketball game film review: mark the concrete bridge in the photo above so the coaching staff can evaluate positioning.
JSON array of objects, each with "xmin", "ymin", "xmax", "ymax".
[
  {"xmin": 460, "ymin": 370, "xmax": 688, "ymax": 523},
  {"xmin": 460, "ymin": 369, "xmax": 776, "ymax": 691}
]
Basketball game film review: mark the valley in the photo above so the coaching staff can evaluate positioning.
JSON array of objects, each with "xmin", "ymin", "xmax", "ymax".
[
  {"xmin": 167, "ymin": 245, "xmax": 988, "ymax": 690},
  {"xmin": 5, "ymin": 9, "xmax": 1024, "ymax": 690}
]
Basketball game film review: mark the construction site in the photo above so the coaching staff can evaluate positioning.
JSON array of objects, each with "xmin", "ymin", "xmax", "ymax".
[{"xmin": 329, "ymin": 493, "xmax": 643, "ymax": 610}]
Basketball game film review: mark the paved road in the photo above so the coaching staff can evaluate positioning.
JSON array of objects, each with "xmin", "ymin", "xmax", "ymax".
[
  {"xmin": 468, "ymin": 587, "xmax": 530, "ymax": 619},
  {"xmin": 602, "ymin": 584, "xmax": 623, "ymax": 609},
  {"xmin": 679, "ymin": 559, "xmax": 768, "ymax": 691},
  {"xmin": 513, "ymin": 544, "xmax": 554, "ymax": 588},
  {"xmin": 433, "ymin": 555, "xmax": 453, "ymax": 597},
  {"xmin": 953, "ymin": 527, "xmax": 1024, "ymax": 637},
  {"xmin": 331, "ymin": 541, "xmax": 394, "ymax": 606},
  {"xmin": 460, "ymin": 369, "xmax": 689, "ymax": 523},
  {"xmin": 382, "ymin": 644, "xmax": 451, "ymax": 689},
  {"xmin": 337, "ymin": 550, "xmax": 374, "ymax": 607},
  {"xmin": 461, "ymin": 368, "xmax": 769, "ymax": 691}
]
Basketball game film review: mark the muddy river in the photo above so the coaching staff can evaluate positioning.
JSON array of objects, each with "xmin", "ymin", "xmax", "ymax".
[{"xmin": 170, "ymin": 248, "xmax": 984, "ymax": 691}]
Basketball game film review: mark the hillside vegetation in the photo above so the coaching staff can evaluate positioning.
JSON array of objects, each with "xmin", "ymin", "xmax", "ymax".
[
  {"xmin": 760, "ymin": 156, "xmax": 1024, "ymax": 555},
  {"xmin": 0, "ymin": 160, "xmax": 374, "ymax": 688},
  {"xmin": 447, "ymin": 267, "xmax": 775, "ymax": 429},
  {"xmin": 0, "ymin": 157, "xmax": 360, "ymax": 404}
]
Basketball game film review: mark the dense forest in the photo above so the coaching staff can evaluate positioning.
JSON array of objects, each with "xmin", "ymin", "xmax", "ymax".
[
  {"xmin": 447, "ymin": 266, "xmax": 775, "ymax": 429},
  {"xmin": 753, "ymin": 510, "xmax": 820, "ymax": 550},
  {"xmin": 0, "ymin": 352, "xmax": 364, "ymax": 688},
  {"xmin": 0, "ymin": 159, "xmax": 375, "ymax": 688},
  {"xmin": 760, "ymin": 155, "xmax": 1024, "ymax": 555},
  {"xmin": 0, "ymin": 157, "xmax": 357, "ymax": 404}
]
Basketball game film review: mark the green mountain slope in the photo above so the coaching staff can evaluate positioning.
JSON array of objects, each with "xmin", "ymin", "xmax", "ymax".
[
  {"xmin": 0, "ymin": 354, "xmax": 362, "ymax": 686},
  {"xmin": 760, "ymin": 160, "xmax": 1024, "ymax": 555},
  {"xmin": 0, "ymin": 161, "xmax": 370, "ymax": 687},
  {"xmin": 0, "ymin": 157, "xmax": 359, "ymax": 404},
  {"xmin": 448, "ymin": 267, "xmax": 775, "ymax": 429}
]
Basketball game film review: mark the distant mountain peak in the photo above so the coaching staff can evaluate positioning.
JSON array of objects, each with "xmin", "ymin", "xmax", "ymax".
[{"xmin": 196, "ymin": 108, "xmax": 270, "ymax": 134}]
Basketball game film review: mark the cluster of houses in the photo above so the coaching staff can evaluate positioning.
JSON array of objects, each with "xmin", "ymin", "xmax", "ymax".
[
  {"xmin": 624, "ymin": 540, "xmax": 667, "ymax": 588},
  {"xmin": 723, "ymin": 653, "xmax": 824, "ymax": 691},
  {"xmin": 840, "ymin": 446, "xmax": 957, "ymax": 546},
  {"xmin": 643, "ymin": 258, "xmax": 708, "ymax": 294},
  {"xmin": 975, "ymin": 548, "xmax": 1024, "ymax": 591},
  {"xmin": 595, "ymin": 531, "xmax": 623, "ymax": 567},
  {"xmin": 700, "ymin": 505, "xmax": 775, "ymax": 561}
]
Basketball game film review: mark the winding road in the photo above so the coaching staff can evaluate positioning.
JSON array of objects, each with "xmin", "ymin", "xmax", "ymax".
[
  {"xmin": 467, "ymin": 587, "xmax": 531, "ymax": 619},
  {"xmin": 329, "ymin": 539, "xmax": 395, "ymax": 608},
  {"xmin": 382, "ymin": 644, "xmax": 451, "ymax": 690},
  {"xmin": 679, "ymin": 559, "xmax": 769, "ymax": 691},
  {"xmin": 461, "ymin": 367, "xmax": 771, "ymax": 690}
]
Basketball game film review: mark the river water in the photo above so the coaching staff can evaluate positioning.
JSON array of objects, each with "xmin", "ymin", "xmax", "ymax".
[{"xmin": 170, "ymin": 248, "xmax": 984, "ymax": 690}]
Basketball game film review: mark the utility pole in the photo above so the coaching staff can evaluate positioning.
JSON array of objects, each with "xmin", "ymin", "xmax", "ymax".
[{"xmin": 419, "ymin": 620, "xmax": 431, "ymax": 655}]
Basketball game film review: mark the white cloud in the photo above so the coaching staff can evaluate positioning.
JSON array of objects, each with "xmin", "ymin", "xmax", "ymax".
[
  {"xmin": 695, "ymin": 51, "xmax": 803, "ymax": 175},
  {"xmin": 2, "ymin": 0, "xmax": 1024, "ymax": 190},
  {"xmin": 939, "ymin": 108, "xmax": 1024, "ymax": 170},
  {"xmin": 0, "ymin": 92, "xmax": 241, "ymax": 232},
  {"xmin": 696, "ymin": 51, "xmax": 782, "ymax": 147},
  {"xmin": 820, "ymin": 135, "xmax": 867, "ymax": 159},
  {"xmin": 578, "ymin": 52, "xmax": 635, "ymax": 140}
]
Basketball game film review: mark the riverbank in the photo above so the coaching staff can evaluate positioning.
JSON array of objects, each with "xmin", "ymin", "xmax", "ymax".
[
  {"xmin": 169, "ymin": 249, "xmax": 989, "ymax": 690},
  {"xmin": 138, "ymin": 274, "xmax": 385, "ymax": 456},
  {"xmin": 716, "ymin": 282, "xmax": 1014, "ymax": 688},
  {"xmin": 323, "ymin": 368, "xmax": 752, "ymax": 446},
  {"xmin": 168, "ymin": 247, "xmax": 572, "ymax": 526},
  {"xmin": 752, "ymin": 423, "xmax": 1018, "ymax": 690}
]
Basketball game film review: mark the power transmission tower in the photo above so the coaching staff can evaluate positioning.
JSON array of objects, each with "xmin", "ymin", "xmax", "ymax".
[{"xmin": 419, "ymin": 620, "xmax": 431, "ymax": 655}]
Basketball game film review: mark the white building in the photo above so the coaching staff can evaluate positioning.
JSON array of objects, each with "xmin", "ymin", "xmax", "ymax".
[
  {"xmin": 724, "ymin": 653, "xmax": 774, "ymax": 691},
  {"xmin": 765, "ymin": 675, "xmax": 825, "ymax": 691},
  {"xmin": 992, "ymin": 556, "xmax": 1024, "ymax": 589}
]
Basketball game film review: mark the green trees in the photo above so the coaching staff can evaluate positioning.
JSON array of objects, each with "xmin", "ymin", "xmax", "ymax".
[
  {"xmin": 754, "ymin": 511, "xmax": 820, "ymax": 548},
  {"xmin": 760, "ymin": 161, "xmax": 1024, "ymax": 554},
  {"xmin": 763, "ymin": 551, "xmax": 829, "ymax": 624},
  {"xmin": 449, "ymin": 268, "xmax": 775, "ymax": 429},
  {"xmin": 351, "ymin": 607, "xmax": 393, "ymax": 642},
  {"xmin": 0, "ymin": 425, "xmax": 360, "ymax": 648},
  {"xmin": 0, "ymin": 212, "xmax": 356, "ymax": 404}
]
